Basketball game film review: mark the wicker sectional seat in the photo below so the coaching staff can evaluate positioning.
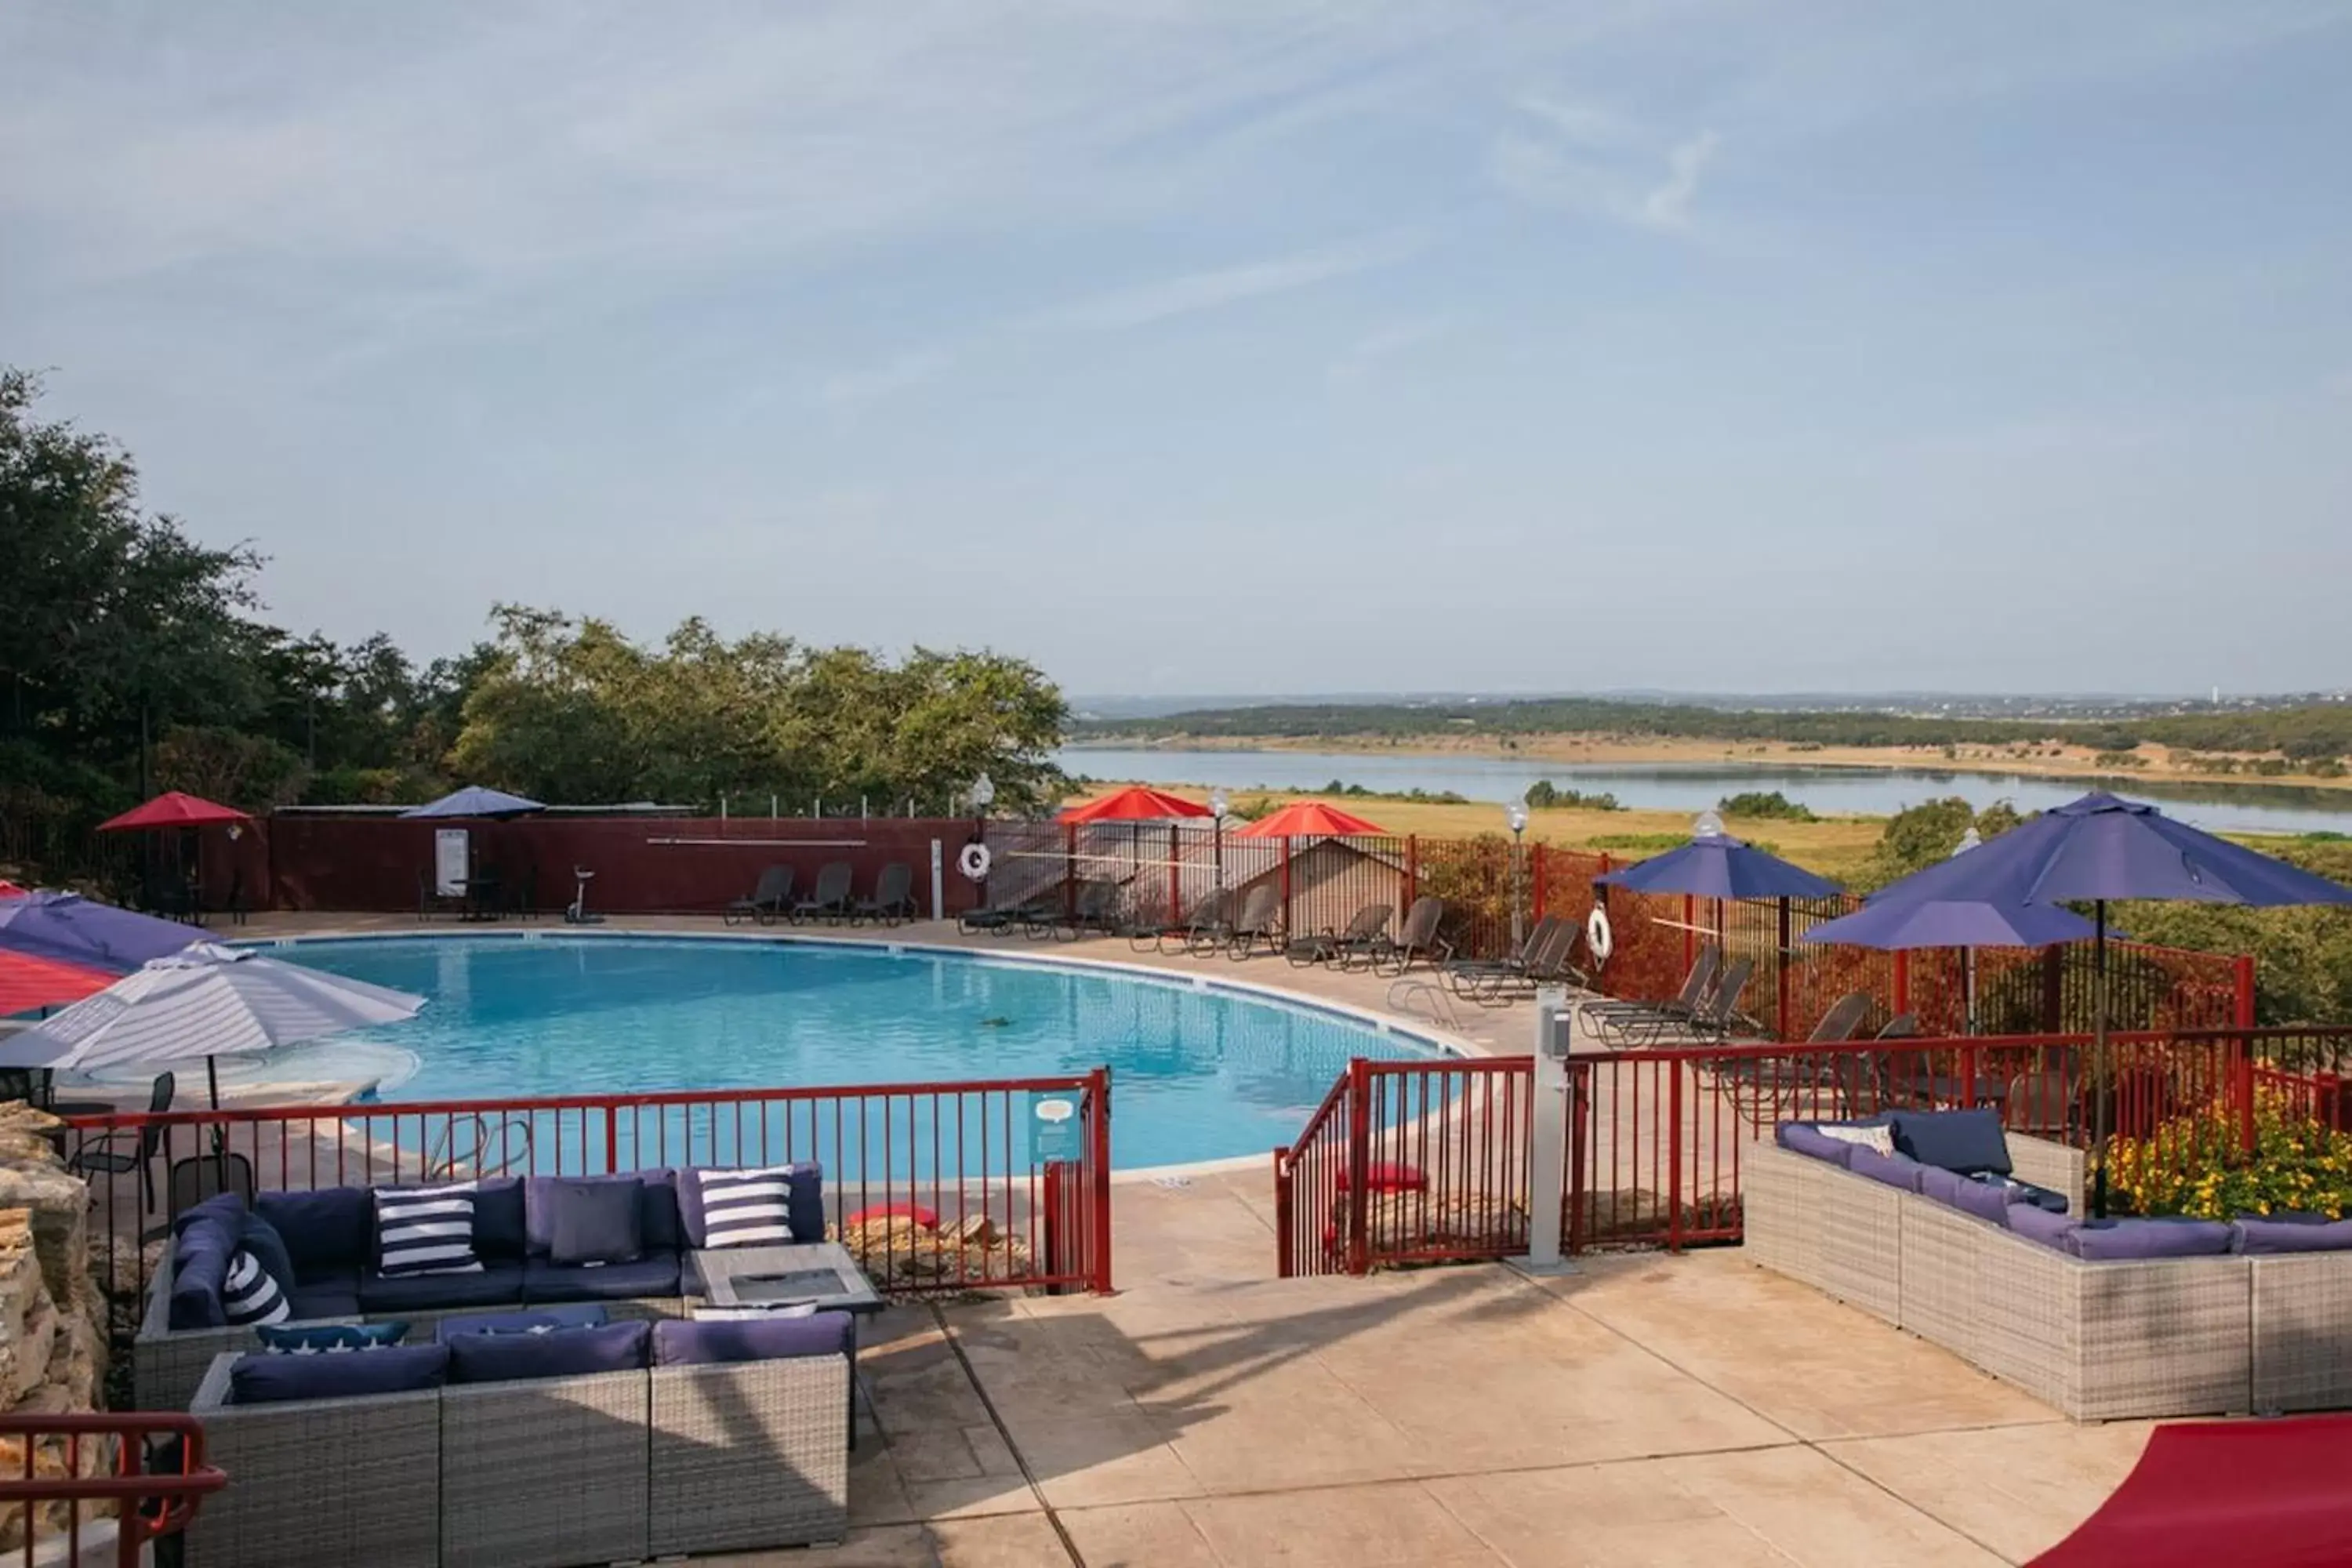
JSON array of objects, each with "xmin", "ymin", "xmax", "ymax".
[
  {"xmin": 140, "ymin": 1163, "xmax": 825, "ymax": 1410},
  {"xmin": 183, "ymin": 1312, "xmax": 853, "ymax": 1568},
  {"xmin": 1749, "ymin": 1128, "xmax": 2352, "ymax": 1421}
]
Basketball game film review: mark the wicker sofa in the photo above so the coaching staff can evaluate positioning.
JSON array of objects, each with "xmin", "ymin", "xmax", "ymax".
[
  {"xmin": 183, "ymin": 1312, "xmax": 852, "ymax": 1568},
  {"xmin": 1748, "ymin": 1120, "xmax": 2352, "ymax": 1421},
  {"xmin": 138, "ymin": 1163, "xmax": 824, "ymax": 1410}
]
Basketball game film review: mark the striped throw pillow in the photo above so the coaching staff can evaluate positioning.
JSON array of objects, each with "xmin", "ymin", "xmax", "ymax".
[
  {"xmin": 223, "ymin": 1250, "xmax": 292, "ymax": 1327},
  {"xmin": 695, "ymin": 1167, "xmax": 800, "ymax": 1250},
  {"xmin": 375, "ymin": 1183, "xmax": 485, "ymax": 1277}
]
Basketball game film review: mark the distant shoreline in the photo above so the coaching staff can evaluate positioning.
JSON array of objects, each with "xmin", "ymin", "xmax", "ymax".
[{"xmin": 1064, "ymin": 732, "xmax": 2352, "ymax": 797}]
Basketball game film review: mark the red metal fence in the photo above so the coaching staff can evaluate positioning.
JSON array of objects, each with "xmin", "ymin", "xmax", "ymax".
[
  {"xmin": 68, "ymin": 1070, "xmax": 1115, "ymax": 1308},
  {"xmin": 0, "ymin": 1413, "xmax": 225, "ymax": 1568},
  {"xmin": 1275, "ymin": 1026, "xmax": 2352, "ymax": 1275}
]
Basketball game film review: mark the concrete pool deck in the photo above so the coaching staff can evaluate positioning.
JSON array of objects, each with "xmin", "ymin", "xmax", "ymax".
[{"xmin": 189, "ymin": 913, "xmax": 2141, "ymax": 1564}]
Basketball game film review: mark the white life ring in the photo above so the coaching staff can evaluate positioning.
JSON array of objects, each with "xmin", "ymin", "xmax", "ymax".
[
  {"xmin": 958, "ymin": 842, "xmax": 992, "ymax": 881},
  {"xmin": 1586, "ymin": 905, "xmax": 1615, "ymax": 964}
]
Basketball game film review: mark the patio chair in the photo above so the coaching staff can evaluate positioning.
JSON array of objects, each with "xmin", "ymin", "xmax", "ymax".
[
  {"xmin": 1179, "ymin": 889, "xmax": 1243, "ymax": 957},
  {"xmin": 1579, "ymin": 946, "xmax": 1722, "ymax": 1044},
  {"xmin": 1875, "ymin": 1012, "xmax": 1918, "ymax": 1040},
  {"xmin": 1128, "ymin": 890, "xmax": 1217, "ymax": 954},
  {"xmin": 1220, "ymin": 884, "xmax": 1284, "ymax": 959},
  {"xmin": 416, "ymin": 869, "xmax": 465, "ymax": 922},
  {"xmin": 724, "ymin": 866, "xmax": 793, "ymax": 926},
  {"xmin": 167, "ymin": 1150, "xmax": 256, "ymax": 1223},
  {"xmin": 957, "ymin": 891, "xmax": 1054, "ymax": 936},
  {"xmin": 1443, "ymin": 916, "xmax": 1566, "ymax": 1001},
  {"xmin": 503, "ymin": 862, "xmax": 539, "ymax": 921},
  {"xmin": 66, "ymin": 1071, "xmax": 174, "ymax": 1214},
  {"xmin": 850, "ymin": 862, "xmax": 917, "ymax": 926},
  {"xmin": 1370, "ymin": 895, "xmax": 1450, "ymax": 977},
  {"xmin": 2002, "ymin": 1069, "xmax": 2077, "ymax": 1139},
  {"xmin": 789, "ymin": 862, "xmax": 855, "ymax": 923},
  {"xmin": 1048, "ymin": 880, "xmax": 1123, "ymax": 941},
  {"xmin": 1604, "ymin": 958, "xmax": 1755, "ymax": 1048},
  {"xmin": 1704, "ymin": 992, "xmax": 1874, "ymax": 1120},
  {"xmin": 1285, "ymin": 902, "xmax": 1392, "ymax": 967}
]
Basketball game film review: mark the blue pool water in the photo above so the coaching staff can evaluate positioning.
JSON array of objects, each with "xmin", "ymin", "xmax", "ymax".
[{"xmin": 281, "ymin": 935, "xmax": 1442, "ymax": 1171}]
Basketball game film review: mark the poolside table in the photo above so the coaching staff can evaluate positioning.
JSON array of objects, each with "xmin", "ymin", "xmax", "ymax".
[{"xmin": 692, "ymin": 1242, "xmax": 884, "ymax": 1446}]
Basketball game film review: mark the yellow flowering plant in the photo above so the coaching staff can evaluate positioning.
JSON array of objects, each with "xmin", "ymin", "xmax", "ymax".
[{"xmin": 2105, "ymin": 1092, "xmax": 2352, "ymax": 1221}]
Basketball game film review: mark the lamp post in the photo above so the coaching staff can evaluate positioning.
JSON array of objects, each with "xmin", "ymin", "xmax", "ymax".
[
  {"xmin": 1209, "ymin": 789, "xmax": 1229, "ymax": 891},
  {"xmin": 1507, "ymin": 796, "xmax": 1530, "ymax": 947},
  {"xmin": 1953, "ymin": 826, "xmax": 1982, "ymax": 1035}
]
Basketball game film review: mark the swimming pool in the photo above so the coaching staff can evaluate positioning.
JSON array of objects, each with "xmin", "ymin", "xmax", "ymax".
[{"xmin": 277, "ymin": 935, "xmax": 1446, "ymax": 1170}]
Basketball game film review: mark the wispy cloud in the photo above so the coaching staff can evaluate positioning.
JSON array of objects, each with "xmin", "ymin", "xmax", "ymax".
[
  {"xmin": 1034, "ymin": 238, "xmax": 1418, "ymax": 332},
  {"xmin": 818, "ymin": 348, "xmax": 954, "ymax": 410},
  {"xmin": 1328, "ymin": 315, "xmax": 1451, "ymax": 384},
  {"xmin": 1490, "ymin": 98, "xmax": 1722, "ymax": 234}
]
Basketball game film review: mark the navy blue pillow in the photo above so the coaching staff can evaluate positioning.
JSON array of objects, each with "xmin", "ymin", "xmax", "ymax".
[
  {"xmin": 255, "ymin": 1187, "xmax": 372, "ymax": 1272},
  {"xmin": 653, "ymin": 1312, "xmax": 854, "ymax": 1367},
  {"xmin": 446, "ymin": 1319, "xmax": 650, "ymax": 1384},
  {"xmin": 470, "ymin": 1178, "xmax": 528, "ymax": 1261},
  {"xmin": 239, "ymin": 1213, "xmax": 299, "ymax": 1301},
  {"xmin": 171, "ymin": 1189, "xmax": 247, "ymax": 1237},
  {"xmin": 1889, "ymin": 1109, "xmax": 2012, "ymax": 1177},
  {"xmin": 257, "ymin": 1323, "xmax": 408, "ymax": 1353},
  {"xmin": 547, "ymin": 1178, "xmax": 644, "ymax": 1266},
  {"xmin": 524, "ymin": 1171, "xmax": 683, "ymax": 1256},
  {"xmin": 229, "ymin": 1342, "xmax": 448, "ymax": 1404},
  {"xmin": 169, "ymin": 1218, "xmax": 238, "ymax": 1330}
]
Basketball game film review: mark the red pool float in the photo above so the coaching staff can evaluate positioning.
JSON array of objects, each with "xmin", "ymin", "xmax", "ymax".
[
  {"xmin": 847, "ymin": 1202, "xmax": 938, "ymax": 1230},
  {"xmin": 1334, "ymin": 1163, "xmax": 1427, "ymax": 1194}
]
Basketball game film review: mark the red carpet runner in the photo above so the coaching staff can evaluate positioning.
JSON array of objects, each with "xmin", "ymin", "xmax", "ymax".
[{"xmin": 2034, "ymin": 1415, "xmax": 2352, "ymax": 1566}]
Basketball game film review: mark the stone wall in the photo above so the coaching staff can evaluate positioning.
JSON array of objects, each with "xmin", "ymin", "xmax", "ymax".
[{"xmin": 0, "ymin": 1104, "xmax": 109, "ymax": 1552}]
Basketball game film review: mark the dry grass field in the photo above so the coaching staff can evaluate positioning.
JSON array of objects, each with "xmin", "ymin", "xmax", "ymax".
[{"xmin": 1057, "ymin": 784, "xmax": 1887, "ymax": 880}]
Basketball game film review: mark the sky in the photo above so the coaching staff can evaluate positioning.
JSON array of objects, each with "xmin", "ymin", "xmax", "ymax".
[{"xmin": 4, "ymin": 2, "xmax": 2350, "ymax": 699}]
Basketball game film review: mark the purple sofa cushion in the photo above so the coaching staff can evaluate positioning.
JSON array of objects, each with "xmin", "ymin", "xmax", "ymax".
[
  {"xmin": 652, "ymin": 1312, "xmax": 855, "ymax": 1367},
  {"xmin": 255, "ymin": 1187, "xmax": 372, "ymax": 1273},
  {"xmin": 1775, "ymin": 1124, "xmax": 1853, "ymax": 1167},
  {"xmin": 2065, "ymin": 1218, "xmax": 2235, "ymax": 1261},
  {"xmin": 525, "ymin": 1170, "xmax": 683, "ymax": 1256},
  {"xmin": 434, "ymin": 1305, "xmax": 610, "ymax": 1341},
  {"xmin": 1949, "ymin": 1176, "xmax": 2013, "ymax": 1225},
  {"xmin": 357, "ymin": 1259, "xmax": 527, "ymax": 1316},
  {"xmin": 171, "ymin": 1190, "xmax": 246, "ymax": 1237},
  {"xmin": 2005, "ymin": 1202, "xmax": 2077, "ymax": 1251},
  {"xmin": 523, "ymin": 1253, "xmax": 683, "ymax": 1304},
  {"xmin": 446, "ymin": 1319, "xmax": 651, "ymax": 1384},
  {"xmin": 1916, "ymin": 1165, "xmax": 1965, "ymax": 1203},
  {"xmin": 1889, "ymin": 1108, "xmax": 2013, "ymax": 1177},
  {"xmin": 2234, "ymin": 1214, "xmax": 2352, "ymax": 1254},
  {"xmin": 1846, "ymin": 1147, "xmax": 1926, "ymax": 1192},
  {"xmin": 168, "ymin": 1218, "xmax": 237, "ymax": 1330},
  {"xmin": 229, "ymin": 1342, "xmax": 448, "ymax": 1405}
]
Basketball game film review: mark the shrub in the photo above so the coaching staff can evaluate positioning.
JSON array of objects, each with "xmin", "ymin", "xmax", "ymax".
[
  {"xmin": 2107, "ymin": 1093, "xmax": 2352, "ymax": 1220},
  {"xmin": 1717, "ymin": 790, "xmax": 1816, "ymax": 822},
  {"xmin": 1523, "ymin": 780, "xmax": 1623, "ymax": 811}
]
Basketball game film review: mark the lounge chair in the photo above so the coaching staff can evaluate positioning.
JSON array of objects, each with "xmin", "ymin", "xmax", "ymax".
[
  {"xmin": 1285, "ymin": 903, "xmax": 1393, "ymax": 967},
  {"xmin": 1578, "ymin": 946, "xmax": 1722, "ymax": 1042},
  {"xmin": 1047, "ymin": 880, "xmax": 1123, "ymax": 942},
  {"xmin": 416, "ymin": 869, "xmax": 466, "ymax": 923},
  {"xmin": 1705, "ymin": 992, "xmax": 1875, "ymax": 1118},
  {"xmin": 1370, "ymin": 895, "xmax": 1450, "ymax": 977},
  {"xmin": 1444, "ymin": 915, "xmax": 1570, "ymax": 1001},
  {"xmin": 1598, "ymin": 957, "xmax": 1755, "ymax": 1048},
  {"xmin": 724, "ymin": 866, "xmax": 795, "ymax": 927},
  {"xmin": 1222, "ymin": 884, "xmax": 1285, "ymax": 959},
  {"xmin": 1178, "ymin": 889, "xmax": 1242, "ymax": 957},
  {"xmin": 849, "ymin": 862, "xmax": 917, "ymax": 926},
  {"xmin": 957, "ymin": 891, "xmax": 1054, "ymax": 936},
  {"xmin": 1128, "ymin": 890, "xmax": 1218, "ymax": 954},
  {"xmin": 789, "ymin": 862, "xmax": 855, "ymax": 923}
]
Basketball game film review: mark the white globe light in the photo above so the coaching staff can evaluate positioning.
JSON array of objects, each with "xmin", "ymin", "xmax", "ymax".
[
  {"xmin": 1209, "ymin": 789, "xmax": 1229, "ymax": 818},
  {"xmin": 1505, "ymin": 803, "xmax": 1528, "ymax": 833},
  {"xmin": 970, "ymin": 773, "xmax": 996, "ymax": 810},
  {"xmin": 1693, "ymin": 809, "xmax": 1726, "ymax": 839}
]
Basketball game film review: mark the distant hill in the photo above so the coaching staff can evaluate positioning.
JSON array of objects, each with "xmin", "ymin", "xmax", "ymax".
[{"xmin": 1069, "ymin": 694, "xmax": 2352, "ymax": 760}]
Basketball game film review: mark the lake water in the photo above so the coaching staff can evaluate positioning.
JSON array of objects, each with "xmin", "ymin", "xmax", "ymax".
[{"xmin": 1058, "ymin": 747, "xmax": 2352, "ymax": 837}]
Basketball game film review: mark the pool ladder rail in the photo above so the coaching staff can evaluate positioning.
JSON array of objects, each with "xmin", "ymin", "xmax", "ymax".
[{"xmin": 426, "ymin": 1112, "xmax": 537, "ymax": 1181}]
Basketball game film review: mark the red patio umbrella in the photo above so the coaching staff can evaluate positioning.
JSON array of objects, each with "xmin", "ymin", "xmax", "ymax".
[
  {"xmin": 0, "ymin": 881, "xmax": 24, "ymax": 898},
  {"xmin": 1059, "ymin": 786, "xmax": 1214, "ymax": 824},
  {"xmin": 0, "ymin": 949, "xmax": 118, "ymax": 1016},
  {"xmin": 1234, "ymin": 801, "xmax": 1388, "ymax": 837},
  {"xmin": 96, "ymin": 792, "xmax": 252, "ymax": 832}
]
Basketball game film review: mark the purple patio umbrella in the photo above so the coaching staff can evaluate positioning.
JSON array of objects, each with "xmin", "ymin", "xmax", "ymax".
[
  {"xmin": 0, "ymin": 891, "xmax": 205, "ymax": 973},
  {"xmin": 1595, "ymin": 815, "xmax": 1842, "ymax": 902},
  {"xmin": 1865, "ymin": 791, "xmax": 2352, "ymax": 1210}
]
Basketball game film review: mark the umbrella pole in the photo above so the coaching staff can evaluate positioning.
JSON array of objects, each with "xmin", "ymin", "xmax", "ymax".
[{"xmin": 2091, "ymin": 900, "xmax": 2110, "ymax": 1218}]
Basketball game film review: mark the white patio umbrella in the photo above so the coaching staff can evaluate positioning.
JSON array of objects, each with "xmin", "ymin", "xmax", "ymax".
[{"xmin": 0, "ymin": 943, "xmax": 426, "ymax": 1109}]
